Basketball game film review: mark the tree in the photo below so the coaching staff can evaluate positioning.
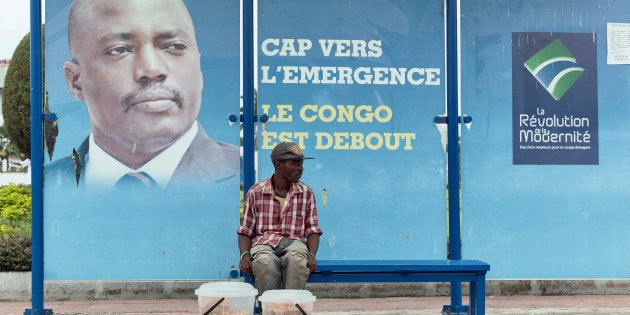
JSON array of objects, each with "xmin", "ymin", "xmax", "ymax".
[
  {"xmin": 2, "ymin": 33, "xmax": 31, "ymax": 158},
  {"xmin": 2, "ymin": 28, "xmax": 48, "ymax": 160}
]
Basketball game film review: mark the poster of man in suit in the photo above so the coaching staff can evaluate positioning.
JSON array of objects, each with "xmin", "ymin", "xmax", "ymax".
[{"xmin": 43, "ymin": 0, "xmax": 241, "ymax": 280}]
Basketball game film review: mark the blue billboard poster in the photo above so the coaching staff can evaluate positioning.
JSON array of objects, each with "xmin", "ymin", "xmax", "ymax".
[
  {"xmin": 43, "ymin": 0, "xmax": 241, "ymax": 279},
  {"xmin": 256, "ymin": 0, "xmax": 447, "ymax": 260},
  {"xmin": 512, "ymin": 32, "xmax": 599, "ymax": 165}
]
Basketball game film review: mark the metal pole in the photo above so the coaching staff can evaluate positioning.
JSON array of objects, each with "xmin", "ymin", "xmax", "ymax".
[
  {"xmin": 444, "ymin": 0, "xmax": 465, "ymax": 314},
  {"xmin": 242, "ymin": 0, "xmax": 255, "ymax": 193},
  {"xmin": 29, "ymin": 0, "xmax": 46, "ymax": 314}
]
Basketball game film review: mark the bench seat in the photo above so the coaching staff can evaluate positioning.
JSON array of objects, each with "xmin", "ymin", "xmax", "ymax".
[{"xmin": 244, "ymin": 259, "xmax": 490, "ymax": 315}]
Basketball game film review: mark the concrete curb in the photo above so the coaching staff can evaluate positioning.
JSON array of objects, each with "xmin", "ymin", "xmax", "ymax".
[
  {"xmin": 0, "ymin": 272, "xmax": 30, "ymax": 301},
  {"xmin": 3, "ymin": 273, "xmax": 630, "ymax": 302}
]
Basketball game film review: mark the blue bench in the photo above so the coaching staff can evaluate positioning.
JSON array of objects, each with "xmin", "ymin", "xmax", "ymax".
[{"xmin": 244, "ymin": 259, "xmax": 490, "ymax": 315}]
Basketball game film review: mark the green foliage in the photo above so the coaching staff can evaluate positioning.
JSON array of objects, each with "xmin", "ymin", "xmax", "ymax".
[
  {"xmin": 1, "ymin": 27, "xmax": 46, "ymax": 160},
  {"xmin": 0, "ymin": 185, "xmax": 31, "ymax": 271},
  {"xmin": 2, "ymin": 33, "xmax": 31, "ymax": 158},
  {"xmin": 0, "ymin": 184, "xmax": 31, "ymax": 236},
  {"xmin": 0, "ymin": 234, "xmax": 31, "ymax": 271}
]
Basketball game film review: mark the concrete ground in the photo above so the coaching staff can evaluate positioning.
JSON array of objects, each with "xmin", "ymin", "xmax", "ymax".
[{"xmin": 2, "ymin": 295, "xmax": 630, "ymax": 315}]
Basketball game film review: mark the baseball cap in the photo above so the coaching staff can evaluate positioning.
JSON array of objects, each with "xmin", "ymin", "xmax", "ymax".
[{"xmin": 270, "ymin": 142, "xmax": 314, "ymax": 161}]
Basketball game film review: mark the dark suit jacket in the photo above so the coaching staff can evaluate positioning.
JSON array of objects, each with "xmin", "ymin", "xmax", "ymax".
[{"xmin": 44, "ymin": 123, "xmax": 239, "ymax": 189}]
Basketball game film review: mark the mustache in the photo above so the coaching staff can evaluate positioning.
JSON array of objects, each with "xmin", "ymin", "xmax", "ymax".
[{"xmin": 120, "ymin": 83, "xmax": 184, "ymax": 113}]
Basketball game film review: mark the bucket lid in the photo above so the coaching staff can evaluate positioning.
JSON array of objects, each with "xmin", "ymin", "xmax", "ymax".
[
  {"xmin": 258, "ymin": 289, "xmax": 316, "ymax": 304},
  {"xmin": 194, "ymin": 281, "xmax": 258, "ymax": 297}
]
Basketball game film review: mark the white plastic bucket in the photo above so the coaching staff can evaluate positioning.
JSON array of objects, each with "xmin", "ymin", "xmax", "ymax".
[
  {"xmin": 258, "ymin": 289, "xmax": 316, "ymax": 314},
  {"xmin": 194, "ymin": 281, "xmax": 258, "ymax": 314}
]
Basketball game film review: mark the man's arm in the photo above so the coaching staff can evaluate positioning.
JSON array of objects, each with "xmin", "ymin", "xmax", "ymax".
[
  {"xmin": 238, "ymin": 234, "xmax": 253, "ymax": 274},
  {"xmin": 238, "ymin": 184, "xmax": 259, "ymax": 275},
  {"xmin": 305, "ymin": 233, "xmax": 320, "ymax": 273}
]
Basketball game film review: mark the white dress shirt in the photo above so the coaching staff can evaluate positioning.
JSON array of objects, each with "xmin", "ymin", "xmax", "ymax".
[{"xmin": 85, "ymin": 122, "xmax": 198, "ymax": 190}]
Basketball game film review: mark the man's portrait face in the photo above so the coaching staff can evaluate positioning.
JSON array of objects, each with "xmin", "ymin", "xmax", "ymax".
[{"xmin": 63, "ymin": 0, "xmax": 203, "ymax": 156}]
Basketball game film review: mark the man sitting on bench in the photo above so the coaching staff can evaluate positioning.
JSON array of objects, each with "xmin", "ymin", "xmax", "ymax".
[{"xmin": 237, "ymin": 142, "xmax": 323, "ymax": 294}]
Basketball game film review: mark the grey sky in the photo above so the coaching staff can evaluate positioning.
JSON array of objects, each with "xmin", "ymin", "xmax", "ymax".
[{"xmin": 0, "ymin": 1, "xmax": 33, "ymax": 59}]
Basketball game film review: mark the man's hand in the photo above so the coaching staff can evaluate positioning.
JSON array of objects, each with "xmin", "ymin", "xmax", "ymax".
[
  {"xmin": 239, "ymin": 252, "xmax": 253, "ymax": 275},
  {"xmin": 306, "ymin": 234, "xmax": 320, "ymax": 273},
  {"xmin": 237, "ymin": 235, "xmax": 253, "ymax": 274},
  {"xmin": 307, "ymin": 253, "xmax": 317, "ymax": 273}
]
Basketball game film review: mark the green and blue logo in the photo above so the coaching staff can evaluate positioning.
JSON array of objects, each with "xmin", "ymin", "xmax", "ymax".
[{"xmin": 524, "ymin": 39, "xmax": 584, "ymax": 101}]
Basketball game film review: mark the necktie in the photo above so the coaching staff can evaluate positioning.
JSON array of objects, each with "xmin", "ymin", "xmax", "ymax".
[{"xmin": 115, "ymin": 171, "xmax": 157, "ymax": 190}]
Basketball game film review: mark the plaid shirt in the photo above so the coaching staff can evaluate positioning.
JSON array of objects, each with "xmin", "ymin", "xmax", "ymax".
[{"xmin": 237, "ymin": 178, "xmax": 322, "ymax": 247}]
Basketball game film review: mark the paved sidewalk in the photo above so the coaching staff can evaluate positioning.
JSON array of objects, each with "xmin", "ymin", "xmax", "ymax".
[{"xmin": 2, "ymin": 295, "xmax": 630, "ymax": 315}]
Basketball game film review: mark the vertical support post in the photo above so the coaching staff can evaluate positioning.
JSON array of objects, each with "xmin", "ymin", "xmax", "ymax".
[
  {"xmin": 29, "ymin": 0, "xmax": 47, "ymax": 314},
  {"xmin": 446, "ymin": 0, "xmax": 461, "ymax": 263},
  {"xmin": 242, "ymin": 0, "xmax": 255, "ymax": 193},
  {"xmin": 443, "ymin": 0, "xmax": 466, "ymax": 314}
]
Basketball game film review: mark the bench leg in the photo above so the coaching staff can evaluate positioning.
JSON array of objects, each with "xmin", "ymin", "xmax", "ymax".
[
  {"xmin": 470, "ymin": 281, "xmax": 477, "ymax": 315},
  {"xmin": 442, "ymin": 282, "xmax": 468, "ymax": 315},
  {"xmin": 469, "ymin": 275, "xmax": 485, "ymax": 315}
]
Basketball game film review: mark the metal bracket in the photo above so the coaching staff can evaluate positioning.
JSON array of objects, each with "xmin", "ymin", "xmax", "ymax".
[
  {"xmin": 228, "ymin": 114, "xmax": 269, "ymax": 123},
  {"xmin": 24, "ymin": 309, "xmax": 53, "ymax": 315},
  {"xmin": 42, "ymin": 112, "xmax": 58, "ymax": 122},
  {"xmin": 441, "ymin": 305, "xmax": 469, "ymax": 315},
  {"xmin": 433, "ymin": 115, "xmax": 472, "ymax": 124}
]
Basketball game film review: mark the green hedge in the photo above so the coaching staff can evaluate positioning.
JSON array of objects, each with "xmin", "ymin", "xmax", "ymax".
[
  {"xmin": 0, "ymin": 234, "xmax": 31, "ymax": 271},
  {"xmin": 0, "ymin": 184, "xmax": 31, "ymax": 271},
  {"xmin": 0, "ymin": 184, "xmax": 31, "ymax": 236}
]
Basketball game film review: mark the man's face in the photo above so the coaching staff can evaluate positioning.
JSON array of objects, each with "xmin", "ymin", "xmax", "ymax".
[
  {"xmin": 64, "ymin": 0, "xmax": 203, "ymax": 155},
  {"xmin": 275, "ymin": 159, "xmax": 304, "ymax": 183}
]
